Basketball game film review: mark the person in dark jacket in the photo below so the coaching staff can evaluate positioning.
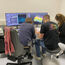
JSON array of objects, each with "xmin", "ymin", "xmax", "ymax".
[{"xmin": 40, "ymin": 15, "xmax": 59, "ymax": 50}]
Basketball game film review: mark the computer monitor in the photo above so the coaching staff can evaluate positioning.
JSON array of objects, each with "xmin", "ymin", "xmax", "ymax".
[
  {"xmin": 29, "ymin": 13, "xmax": 48, "ymax": 24},
  {"xmin": 5, "ymin": 13, "xmax": 26, "ymax": 26}
]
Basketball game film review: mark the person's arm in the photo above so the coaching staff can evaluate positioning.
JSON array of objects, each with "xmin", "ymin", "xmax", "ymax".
[
  {"xmin": 38, "ymin": 33, "xmax": 44, "ymax": 39},
  {"xmin": 39, "ymin": 24, "xmax": 46, "ymax": 39},
  {"xmin": 59, "ymin": 23, "xmax": 65, "ymax": 36},
  {"xmin": 32, "ymin": 25, "xmax": 36, "ymax": 39}
]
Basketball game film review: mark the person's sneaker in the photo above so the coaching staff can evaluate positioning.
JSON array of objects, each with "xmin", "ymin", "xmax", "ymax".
[
  {"xmin": 33, "ymin": 55, "xmax": 41, "ymax": 60},
  {"xmin": 42, "ymin": 54, "xmax": 46, "ymax": 57},
  {"xmin": 35, "ymin": 56, "xmax": 41, "ymax": 60}
]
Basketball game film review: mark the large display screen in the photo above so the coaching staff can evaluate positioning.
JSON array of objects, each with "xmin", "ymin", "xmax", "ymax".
[{"xmin": 5, "ymin": 13, "xmax": 48, "ymax": 26}]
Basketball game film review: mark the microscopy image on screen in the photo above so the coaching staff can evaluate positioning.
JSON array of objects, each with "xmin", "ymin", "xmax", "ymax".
[
  {"xmin": 30, "ymin": 13, "xmax": 48, "ymax": 24},
  {"xmin": 18, "ymin": 14, "xmax": 26, "ymax": 24},
  {"xmin": 34, "ymin": 16, "xmax": 43, "ymax": 23}
]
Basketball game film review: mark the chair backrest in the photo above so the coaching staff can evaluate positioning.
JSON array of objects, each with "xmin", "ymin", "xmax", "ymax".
[
  {"xmin": 46, "ymin": 48, "xmax": 61, "ymax": 54},
  {"xmin": 10, "ymin": 29, "xmax": 25, "ymax": 57}
]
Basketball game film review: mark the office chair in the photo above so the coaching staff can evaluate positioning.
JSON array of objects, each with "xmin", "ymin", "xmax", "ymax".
[
  {"xmin": 46, "ymin": 47, "xmax": 61, "ymax": 59},
  {"xmin": 54, "ymin": 42, "xmax": 65, "ymax": 58},
  {"xmin": 6, "ymin": 29, "xmax": 32, "ymax": 65}
]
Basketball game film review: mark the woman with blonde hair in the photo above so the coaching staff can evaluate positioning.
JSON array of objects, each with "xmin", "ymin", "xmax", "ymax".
[
  {"xmin": 55, "ymin": 14, "xmax": 65, "ymax": 44},
  {"xmin": 55, "ymin": 14, "xmax": 65, "ymax": 57}
]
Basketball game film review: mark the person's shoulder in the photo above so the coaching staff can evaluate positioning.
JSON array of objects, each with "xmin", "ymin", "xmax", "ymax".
[
  {"xmin": 41, "ymin": 23, "xmax": 47, "ymax": 28},
  {"xmin": 23, "ymin": 23, "xmax": 32, "ymax": 26},
  {"xmin": 50, "ymin": 21, "xmax": 57, "ymax": 24},
  {"xmin": 48, "ymin": 21, "xmax": 58, "ymax": 25},
  {"xmin": 28, "ymin": 23, "xmax": 34, "ymax": 26},
  {"xmin": 43, "ymin": 22, "xmax": 50, "ymax": 26},
  {"xmin": 41, "ymin": 23, "xmax": 45, "ymax": 26},
  {"xmin": 27, "ymin": 23, "xmax": 34, "ymax": 27},
  {"xmin": 63, "ymin": 22, "xmax": 65, "ymax": 25},
  {"xmin": 45, "ymin": 21, "xmax": 58, "ymax": 27}
]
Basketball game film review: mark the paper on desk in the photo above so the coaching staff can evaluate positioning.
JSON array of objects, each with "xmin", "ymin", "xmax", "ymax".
[{"xmin": 0, "ymin": 28, "xmax": 3, "ymax": 34}]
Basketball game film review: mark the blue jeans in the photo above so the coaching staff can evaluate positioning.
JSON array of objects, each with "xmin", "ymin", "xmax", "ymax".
[{"xmin": 35, "ymin": 39, "xmax": 46, "ymax": 57}]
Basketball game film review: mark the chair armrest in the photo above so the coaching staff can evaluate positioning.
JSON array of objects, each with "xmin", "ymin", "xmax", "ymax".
[{"xmin": 46, "ymin": 48, "xmax": 61, "ymax": 54}]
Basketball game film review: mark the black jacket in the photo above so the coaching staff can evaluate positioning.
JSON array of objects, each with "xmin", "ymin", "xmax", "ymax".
[{"xmin": 59, "ymin": 22, "xmax": 65, "ymax": 44}]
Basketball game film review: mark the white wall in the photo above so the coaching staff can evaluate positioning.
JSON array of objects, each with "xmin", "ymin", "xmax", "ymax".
[
  {"xmin": 60, "ymin": 0, "xmax": 65, "ymax": 15},
  {"xmin": 0, "ymin": 0, "xmax": 61, "ymax": 25}
]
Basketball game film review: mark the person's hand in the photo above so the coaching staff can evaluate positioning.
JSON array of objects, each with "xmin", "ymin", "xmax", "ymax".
[{"xmin": 38, "ymin": 33, "xmax": 44, "ymax": 39}]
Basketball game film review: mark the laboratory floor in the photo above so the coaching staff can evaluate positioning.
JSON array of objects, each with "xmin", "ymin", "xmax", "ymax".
[
  {"xmin": 0, "ymin": 54, "xmax": 65, "ymax": 65},
  {"xmin": 0, "ymin": 45, "xmax": 65, "ymax": 65}
]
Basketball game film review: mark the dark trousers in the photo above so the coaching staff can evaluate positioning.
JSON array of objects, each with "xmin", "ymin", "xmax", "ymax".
[{"xmin": 35, "ymin": 39, "xmax": 46, "ymax": 57}]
